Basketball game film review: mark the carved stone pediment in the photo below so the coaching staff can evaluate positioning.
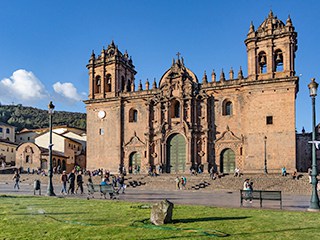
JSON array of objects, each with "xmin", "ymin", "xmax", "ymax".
[
  {"xmin": 215, "ymin": 127, "xmax": 242, "ymax": 144},
  {"xmin": 124, "ymin": 132, "xmax": 146, "ymax": 150}
]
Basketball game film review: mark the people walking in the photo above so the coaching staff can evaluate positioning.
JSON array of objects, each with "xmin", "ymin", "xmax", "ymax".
[
  {"xmin": 116, "ymin": 174, "xmax": 126, "ymax": 194},
  {"xmin": 13, "ymin": 170, "xmax": 20, "ymax": 190},
  {"xmin": 175, "ymin": 176, "xmax": 181, "ymax": 190},
  {"xmin": 68, "ymin": 169, "xmax": 76, "ymax": 194},
  {"xmin": 181, "ymin": 176, "xmax": 187, "ymax": 190},
  {"xmin": 60, "ymin": 170, "xmax": 68, "ymax": 194},
  {"xmin": 76, "ymin": 171, "xmax": 84, "ymax": 194}
]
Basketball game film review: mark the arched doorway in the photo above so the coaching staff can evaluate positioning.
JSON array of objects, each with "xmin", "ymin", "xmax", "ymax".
[
  {"xmin": 220, "ymin": 148, "xmax": 235, "ymax": 173},
  {"xmin": 166, "ymin": 134, "xmax": 186, "ymax": 173},
  {"xmin": 62, "ymin": 160, "xmax": 66, "ymax": 171},
  {"xmin": 129, "ymin": 152, "xmax": 141, "ymax": 174}
]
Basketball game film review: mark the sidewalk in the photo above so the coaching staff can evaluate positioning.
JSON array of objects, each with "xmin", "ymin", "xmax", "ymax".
[{"xmin": 0, "ymin": 181, "xmax": 310, "ymax": 211}]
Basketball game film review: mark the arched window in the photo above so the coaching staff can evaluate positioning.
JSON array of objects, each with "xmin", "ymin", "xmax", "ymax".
[
  {"xmin": 129, "ymin": 108, "xmax": 138, "ymax": 122},
  {"xmin": 258, "ymin": 51, "xmax": 267, "ymax": 74},
  {"xmin": 170, "ymin": 99, "xmax": 180, "ymax": 118},
  {"xmin": 121, "ymin": 76, "xmax": 125, "ymax": 91},
  {"xmin": 95, "ymin": 75, "xmax": 101, "ymax": 93},
  {"xmin": 26, "ymin": 155, "xmax": 30, "ymax": 163},
  {"xmin": 223, "ymin": 100, "xmax": 233, "ymax": 116},
  {"xmin": 6, "ymin": 128, "xmax": 10, "ymax": 134},
  {"xmin": 126, "ymin": 79, "xmax": 131, "ymax": 92},
  {"xmin": 105, "ymin": 74, "xmax": 112, "ymax": 92},
  {"xmin": 62, "ymin": 160, "xmax": 66, "ymax": 171},
  {"xmin": 274, "ymin": 49, "xmax": 283, "ymax": 72}
]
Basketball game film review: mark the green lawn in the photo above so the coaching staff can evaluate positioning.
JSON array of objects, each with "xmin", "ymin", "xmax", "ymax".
[{"xmin": 0, "ymin": 195, "xmax": 319, "ymax": 240}]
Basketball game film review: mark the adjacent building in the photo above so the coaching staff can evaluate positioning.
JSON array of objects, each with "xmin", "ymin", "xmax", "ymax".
[
  {"xmin": 0, "ymin": 121, "xmax": 15, "ymax": 142},
  {"xmin": 15, "ymin": 126, "xmax": 87, "ymax": 172},
  {"xmin": 15, "ymin": 142, "xmax": 68, "ymax": 172},
  {"xmin": 0, "ymin": 122, "xmax": 17, "ymax": 166}
]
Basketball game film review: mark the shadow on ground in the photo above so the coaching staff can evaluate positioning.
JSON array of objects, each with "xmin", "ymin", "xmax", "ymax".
[{"xmin": 173, "ymin": 216, "xmax": 249, "ymax": 223}]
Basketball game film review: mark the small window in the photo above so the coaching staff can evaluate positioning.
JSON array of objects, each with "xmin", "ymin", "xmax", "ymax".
[
  {"xmin": 223, "ymin": 100, "xmax": 233, "ymax": 116},
  {"xmin": 129, "ymin": 109, "xmax": 138, "ymax": 122},
  {"xmin": 266, "ymin": 116, "xmax": 273, "ymax": 125},
  {"xmin": 0, "ymin": 127, "xmax": 2, "ymax": 133},
  {"xmin": 27, "ymin": 137, "xmax": 30, "ymax": 140},
  {"xmin": 6, "ymin": 128, "xmax": 10, "ymax": 134},
  {"xmin": 26, "ymin": 155, "xmax": 30, "ymax": 163},
  {"xmin": 225, "ymin": 102, "xmax": 232, "ymax": 115},
  {"xmin": 11, "ymin": 148, "xmax": 13, "ymax": 153},
  {"xmin": 99, "ymin": 128, "xmax": 104, "ymax": 135},
  {"xmin": 133, "ymin": 110, "xmax": 138, "ymax": 122},
  {"xmin": 20, "ymin": 137, "xmax": 22, "ymax": 140}
]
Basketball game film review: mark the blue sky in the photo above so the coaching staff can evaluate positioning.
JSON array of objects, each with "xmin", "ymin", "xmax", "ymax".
[{"xmin": 0, "ymin": 0, "xmax": 319, "ymax": 132}]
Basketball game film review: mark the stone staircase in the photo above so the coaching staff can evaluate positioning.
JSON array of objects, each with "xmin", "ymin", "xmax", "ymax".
[{"xmin": 124, "ymin": 173, "xmax": 313, "ymax": 195}]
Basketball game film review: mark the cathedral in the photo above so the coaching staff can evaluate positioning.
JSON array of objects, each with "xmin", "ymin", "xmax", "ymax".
[{"xmin": 84, "ymin": 11, "xmax": 299, "ymax": 174}]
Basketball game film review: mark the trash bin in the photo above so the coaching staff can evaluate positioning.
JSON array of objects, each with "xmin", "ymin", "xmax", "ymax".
[{"xmin": 34, "ymin": 179, "xmax": 41, "ymax": 195}]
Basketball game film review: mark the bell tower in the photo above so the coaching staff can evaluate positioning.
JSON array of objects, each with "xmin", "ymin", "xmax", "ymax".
[
  {"xmin": 87, "ymin": 41, "xmax": 137, "ymax": 99},
  {"xmin": 245, "ymin": 11, "xmax": 297, "ymax": 80}
]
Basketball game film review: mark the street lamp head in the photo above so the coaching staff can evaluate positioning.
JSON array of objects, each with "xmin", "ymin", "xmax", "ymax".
[
  {"xmin": 308, "ymin": 78, "xmax": 319, "ymax": 97},
  {"xmin": 48, "ymin": 101, "xmax": 55, "ymax": 114}
]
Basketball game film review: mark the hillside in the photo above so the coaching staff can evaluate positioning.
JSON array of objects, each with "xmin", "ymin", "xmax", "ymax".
[{"xmin": 0, "ymin": 104, "xmax": 86, "ymax": 131}]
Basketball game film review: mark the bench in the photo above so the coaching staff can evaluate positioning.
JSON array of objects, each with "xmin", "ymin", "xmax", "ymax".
[
  {"xmin": 240, "ymin": 190, "xmax": 282, "ymax": 209},
  {"xmin": 87, "ymin": 183, "xmax": 117, "ymax": 200}
]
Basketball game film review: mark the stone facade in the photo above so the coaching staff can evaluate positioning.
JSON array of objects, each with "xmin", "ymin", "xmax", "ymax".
[{"xmin": 85, "ymin": 11, "xmax": 299, "ymax": 174}]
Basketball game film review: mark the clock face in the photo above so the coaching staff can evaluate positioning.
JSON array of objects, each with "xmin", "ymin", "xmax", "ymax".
[{"xmin": 98, "ymin": 110, "xmax": 106, "ymax": 119}]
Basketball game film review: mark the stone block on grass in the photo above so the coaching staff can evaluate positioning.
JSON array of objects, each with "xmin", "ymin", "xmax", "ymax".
[{"xmin": 150, "ymin": 199, "xmax": 174, "ymax": 225}]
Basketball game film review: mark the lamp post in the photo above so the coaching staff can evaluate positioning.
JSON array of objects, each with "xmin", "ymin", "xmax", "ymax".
[
  {"xmin": 264, "ymin": 136, "xmax": 268, "ymax": 174},
  {"xmin": 47, "ymin": 101, "xmax": 55, "ymax": 196},
  {"xmin": 308, "ymin": 78, "xmax": 319, "ymax": 211}
]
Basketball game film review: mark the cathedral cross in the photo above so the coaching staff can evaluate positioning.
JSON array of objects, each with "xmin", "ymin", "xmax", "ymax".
[{"xmin": 176, "ymin": 52, "xmax": 181, "ymax": 60}]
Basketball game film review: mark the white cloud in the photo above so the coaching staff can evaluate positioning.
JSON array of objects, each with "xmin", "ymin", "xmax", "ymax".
[
  {"xmin": 0, "ymin": 69, "xmax": 48, "ymax": 102},
  {"xmin": 53, "ymin": 82, "xmax": 85, "ymax": 101}
]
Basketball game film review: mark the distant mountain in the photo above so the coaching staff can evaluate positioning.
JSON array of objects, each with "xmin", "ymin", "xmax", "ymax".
[{"xmin": 0, "ymin": 104, "xmax": 86, "ymax": 131}]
